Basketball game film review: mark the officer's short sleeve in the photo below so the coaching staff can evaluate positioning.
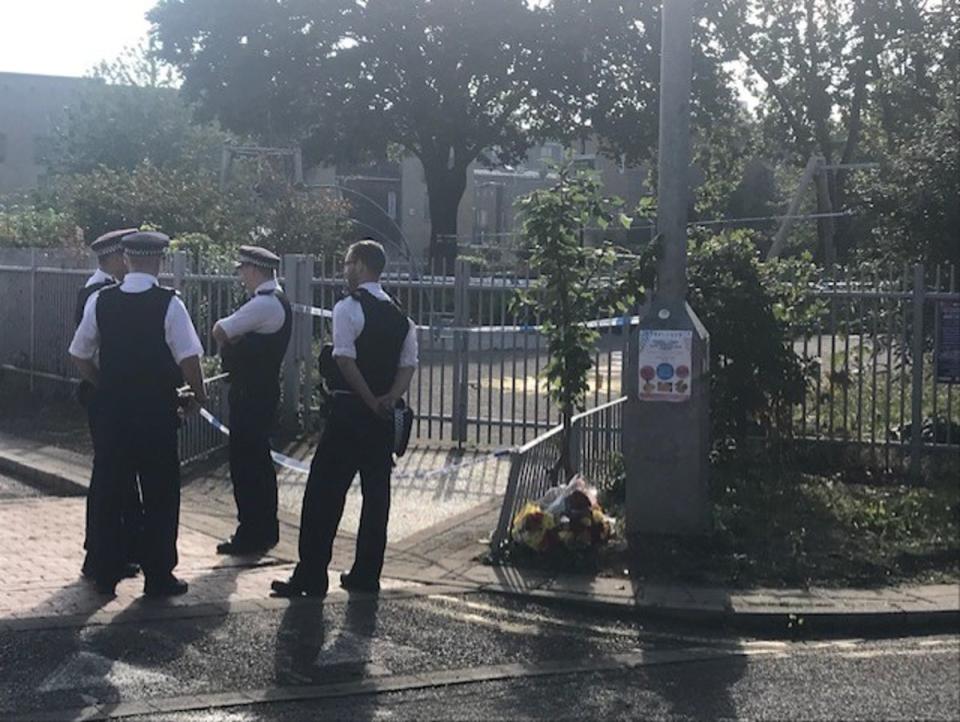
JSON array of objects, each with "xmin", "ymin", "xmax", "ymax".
[
  {"xmin": 165, "ymin": 295, "xmax": 205, "ymax": 363},
  {"xmin": 68, "ymin": 292, "xmax": 101, "ymax": 360},
  {"xmin": 332, "ymin": 297, "xmax": 363, "ymax": 359},
  {"xmin": 398, "ymin": 319, "xmax": 419, "ymax": 368},
  {"xmin": 217, "ymin": 296, "xmax": 285, "ymax": 339}
]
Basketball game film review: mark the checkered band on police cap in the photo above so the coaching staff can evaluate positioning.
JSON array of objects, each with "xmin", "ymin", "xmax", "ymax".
[
  {"xmin": 90, "ymin": 228, "xmax": 138, "ymax": 257},
  {"xmin": 237, "ymin": 245, "xmax": 281, "ymax": 270},
  {"xmin": 121, "ymin": 231, "xmax": 171, "ymax": 256}
]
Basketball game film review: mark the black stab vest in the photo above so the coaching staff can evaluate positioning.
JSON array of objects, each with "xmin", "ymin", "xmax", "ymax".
[
  {"xmin": 326, "ymin": 288, "xmax": 409, "ymax": 397},
  {"xmin": 96, "ymin": 285, "xmax": 183, "ymax": 410},
  {"xmin": 221, "ymin": 289, "xmax": 293, "ymax": 397},
  {"xmin": 75, "ymin": 277, "xmax": 115, "ymax": 327}
]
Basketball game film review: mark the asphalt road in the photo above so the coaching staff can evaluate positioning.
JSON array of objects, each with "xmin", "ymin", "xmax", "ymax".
[{"xmin": 3, "ymin": 589, "xmax": 957, "ymax": 721}]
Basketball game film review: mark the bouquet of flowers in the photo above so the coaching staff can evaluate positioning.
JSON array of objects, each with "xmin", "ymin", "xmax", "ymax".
[{"xmin": 510, "ymin": 476, "xmax": 614, "ymax": 554}]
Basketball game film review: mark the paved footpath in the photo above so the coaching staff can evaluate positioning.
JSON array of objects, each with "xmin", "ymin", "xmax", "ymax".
[{"xmin": 0, "ymin": 431, "xmax": 957, "ymax": 635}]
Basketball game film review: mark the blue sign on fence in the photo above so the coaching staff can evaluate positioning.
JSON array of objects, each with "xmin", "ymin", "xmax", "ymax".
[{"xmin": 937, "ymin": 301, "xmax": 960, "ymax": 384}]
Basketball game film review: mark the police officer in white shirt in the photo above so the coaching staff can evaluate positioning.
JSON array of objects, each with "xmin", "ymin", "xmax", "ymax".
[
  {"xmin": 272, "ymin": 239, "xmax": 418, "ymax": 598},
  {"xmin": 75, "ymin": 229, "xmax": 144, "ymax": 582},
  {"xmin": 69, "ymin": 231, "xmax": 207, "ymax": 597},
  {"xmin": 211, "ymin": 246, "xmax": 292, "ymax": 555}
]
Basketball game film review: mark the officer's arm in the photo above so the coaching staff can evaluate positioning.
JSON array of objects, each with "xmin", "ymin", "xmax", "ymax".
[
  {"xmin": 336, "ymin": 357, "xmax": 381, "ymax": 414},
  {"xmin": 71, "ymin": 356, "xmax": 99, "ymax": 387},
  {"xmin": 379, "ymin": 367, "xmax": 415, "ymax": 407},
  {"xmin": 212, "ymin": 323, "xmax": 231, "ymax": 346},
  {"xmin": 180, "ymin": 355, "xmax": 208, "ymax": 405}
]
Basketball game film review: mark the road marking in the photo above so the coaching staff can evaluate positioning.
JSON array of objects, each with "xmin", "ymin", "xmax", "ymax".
[
  {"xmin": 38, "ymin": 650, "xmax": 174, "ymax": 692},
  {"xmin": 14, "ymin": 637, "xmax": 957, "ymax": 721},
  {"xmin": 10, "ymin": 645, "xmax": 755, "ymax": 721},
  {"xmin": 426, "ymin": 593, "xmax": 754, "ymax": 646}
]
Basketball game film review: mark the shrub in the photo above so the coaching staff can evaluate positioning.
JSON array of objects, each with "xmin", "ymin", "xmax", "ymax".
[{"xmin": 687, "ymin": 230, "xmax": 822, "ymax": 447}]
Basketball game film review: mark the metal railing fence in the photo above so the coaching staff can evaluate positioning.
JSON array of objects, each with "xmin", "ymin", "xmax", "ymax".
[
  {"xmin": 3, "ymin": 250, "xmax": 956, "ymax": 471},
  {"xmin": 490, "ymin": 396, "xmax": 627, "ymax": 553},
  {"xmin": 791, "ymin": 264, "xmax": 959, "ymax": 477},
  {"xmin": 301, "ymin": 254, "xmax": 630, "ymax": 447},
  {"xmin": 178, "ymin": 373, "xmax": 231, "ymax": 465}
]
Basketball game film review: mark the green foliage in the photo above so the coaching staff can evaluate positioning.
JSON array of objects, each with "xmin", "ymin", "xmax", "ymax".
[
  {"xmin": 712, "ymin": 0, "xmax": 956, "ymax": 264},
  {"xmin": 687, "ymin": 231, "xmax": 822, "ymax": 444},
  {"xmin": 4, "ymin": 39, "xmax": 352, "ymax": 258},
  {"xmin": 149, "ymin": 0, "xmax": 733, "ymax": 255},
  {"xmin": 40, "ymin": 80, "xmax": 227, "ymax": 179},
  {"xmin": 857, "ymin": 95, "xmax": 959, "ymax": 266},
  {"xmin": 515, "ymin": 165, "xmax": 655, "ymax": 475},
  {"xmin": 596, "ymin": 453, "xmax": 626, "ymax": 512},
  {"xmin": 171, "ymin": 232, "xmax": 236, "ymax": 274},
  {"xmin": 246, "ymin": 170, "xmax": 355, "ymax": 257},
  {"xmin": 0, "ymin": 206, "xmax": 80, "ymax": 248},
  {"xmin": 41, "ymin": 163, "xmax": 232, "ymax": 242},
  {"xmin": 25, "ymin": 162, "xmax": 351, "ymax": 258}
]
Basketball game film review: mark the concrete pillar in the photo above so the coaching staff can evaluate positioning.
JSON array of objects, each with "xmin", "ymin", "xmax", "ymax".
[{"xmin": 625, "ymin": 0, "xmax": 711, "ymax": 536}]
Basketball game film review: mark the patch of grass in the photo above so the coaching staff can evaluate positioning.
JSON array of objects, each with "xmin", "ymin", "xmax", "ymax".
[
  {"xmin": 619, "ymin": 466, "xmax": 960, "ymax": 588},
  {"xmin": 502, "ymin": 454, "xmax": 959, "ymax": 588}
]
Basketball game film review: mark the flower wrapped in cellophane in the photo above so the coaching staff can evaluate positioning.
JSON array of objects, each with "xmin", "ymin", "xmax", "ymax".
[
  {"xmin": 511, "ymin": 476, "xmax": 615, "ymax": 554},
  {"xmin": 511, "ymin": 503, "xmax": 558, "ymax": 552}
]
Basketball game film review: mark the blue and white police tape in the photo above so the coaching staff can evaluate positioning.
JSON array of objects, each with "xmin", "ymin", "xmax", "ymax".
[
  {"xmin": 291, "ymin": 303, "xmax": 334, "ymax": 319},
  {"xmin": 289, "ymin": 301, "xmax": 638, "ymax": 333},
  {"xmin": 199, "ymin": 407, "xmax": 510, "ymax": 481}
]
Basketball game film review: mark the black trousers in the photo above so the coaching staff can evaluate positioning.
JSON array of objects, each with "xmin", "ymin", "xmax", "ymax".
[
  {"xmin": 293, "ymin": 396, "xmax": 393, "ymax": 585},
  {"xmin": 227, "ymin": 385, "xmax": 280, "ymax": 546},
  {"xmin": 81, "ymin": 384, "xmax": 143, "ymax": 571},
  {"xmin": 90, "ymin": 402, "xmax": 181, "ymax": 582}
]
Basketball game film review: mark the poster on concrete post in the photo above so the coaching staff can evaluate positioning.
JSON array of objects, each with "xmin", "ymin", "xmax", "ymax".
[
  {"xmin": 936, "ymin": 301, "xmax": 960, "ymax": 383},
  {"xmin": 637, "ymin": 329, "xmax": 693, "ymax": 402}
]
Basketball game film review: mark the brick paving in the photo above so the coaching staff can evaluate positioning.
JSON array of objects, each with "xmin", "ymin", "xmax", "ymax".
[
  {"xmin": 0, "ymin": 434, "xmax": 956, "ymax": 631},
  {"xmin": 0, "ymin": 494, "xmax": 436, "ymax": 625}
]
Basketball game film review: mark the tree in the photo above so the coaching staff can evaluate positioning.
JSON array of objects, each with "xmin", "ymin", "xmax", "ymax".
[
  {"xmin": 854, "ymin": 1, "xmax": 958, "ymax": 265},
  {"xmin": 712, "ymin": 0, "xmax": 954, "ymax": 264},
  {"xmin": 40, "ymin": 41, "xmax": 229, "ymax": 178},
  {"xmin": 515, "ymin": 166, "xmax": 654, "ymax": 479},
  {"xmin": 686, "ymin": 231, "xmax": 818, "ymax": 448},
  {"xmin": 149, "ymin": 0, "xmax": 701, "ymax": 261},
  {"xmin": 26, "ymin": 40, "xmax": 351, "ymax": 256}
]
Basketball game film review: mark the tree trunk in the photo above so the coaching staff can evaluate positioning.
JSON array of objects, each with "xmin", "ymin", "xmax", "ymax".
[{"xmin": 422, "ymin": 155, "xmax": 468, "ymax": 266}]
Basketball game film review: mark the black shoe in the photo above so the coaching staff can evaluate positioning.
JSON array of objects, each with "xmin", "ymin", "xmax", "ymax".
[
  {"xmin": 270, "ymin": 576, "xmax": 327, "ymax": 598},
  {"xmin": 217, "ymin": 536, "xmax": 275, "ymax": 555},
  {"xmin": 340, "ymin": 571, "xmax": 380, "ymax": 594},
  {"xmin": 144, "ymin": 575, "xmax": 188, "ymax": 597}
]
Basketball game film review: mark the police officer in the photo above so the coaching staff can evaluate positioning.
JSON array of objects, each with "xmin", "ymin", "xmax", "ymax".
[
  {"xmin": 76, "ymin": 229, "xmax": 144, "ymax": 581},
  {"xmin": 272, "ymin": 239, "xmax": 418, "ymax": 598},
  {"xmin": 212, "ymin": 246, "xmax": 292, "ymax": 555},
  {"xmin": 69, "ymin": 231, "xmax": 206, "ymax": 597}
]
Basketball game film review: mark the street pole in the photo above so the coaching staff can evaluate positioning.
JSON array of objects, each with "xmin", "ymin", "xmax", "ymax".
[{"xmin": 624, "ymin": 0, "xmax": 711, "ymax": 536}]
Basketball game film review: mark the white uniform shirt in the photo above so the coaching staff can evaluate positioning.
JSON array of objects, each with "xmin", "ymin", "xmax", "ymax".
[
  {"xmin": 332, "ymin": 282, "xmax": 418, "ymax": 368},
  {"xmin": 85, "ymin": 268, "xmax": 115, "ymax": 288},
  {"xmin": 215, "ymin": 279, "xmax": 286, "ymax": 339},
  {"xmin": 69, "ymin": 272, "xmax": 204, "ymax": 364}
]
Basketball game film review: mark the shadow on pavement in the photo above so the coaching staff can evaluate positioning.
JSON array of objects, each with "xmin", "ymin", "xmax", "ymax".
[
  {"xmin": 28, "ymin": 560, "xmax": 245, "ymax": 718},
  {"xmin": 274, "ymin": 593, "xmax": 384, "ymax": 722}
]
